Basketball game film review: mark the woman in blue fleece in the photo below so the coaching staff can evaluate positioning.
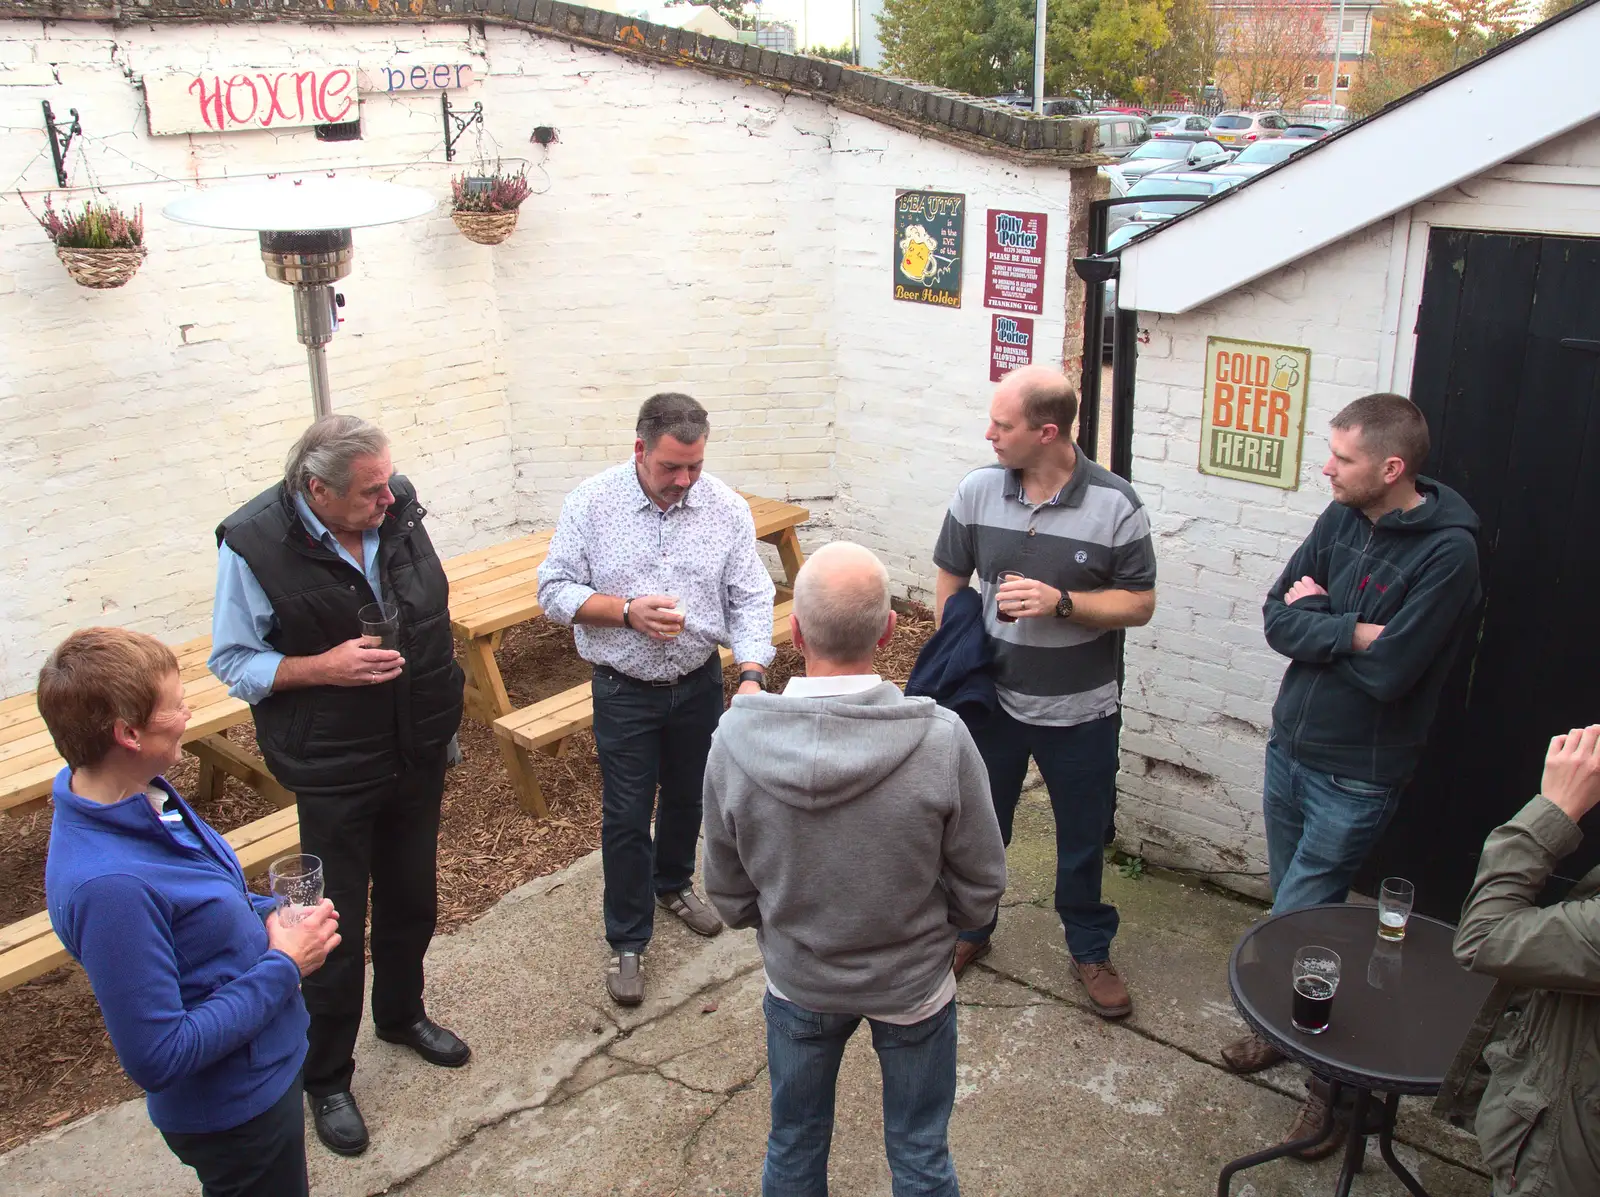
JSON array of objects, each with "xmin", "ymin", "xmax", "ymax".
[{"xmin": 40, "ymin": 628, "xmax": 341, "ymax": 1196}]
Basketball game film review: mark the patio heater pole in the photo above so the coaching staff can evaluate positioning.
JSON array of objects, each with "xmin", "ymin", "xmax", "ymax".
[{"xmin": 1032, "ymin": 0, "xmax": 1047, "ymax": 115}]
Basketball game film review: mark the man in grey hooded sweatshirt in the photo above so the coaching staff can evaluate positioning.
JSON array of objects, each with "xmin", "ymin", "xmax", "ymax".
[{"xmin": 703, "ymin": 541, "xmax": 1007, "ymax": 1197}]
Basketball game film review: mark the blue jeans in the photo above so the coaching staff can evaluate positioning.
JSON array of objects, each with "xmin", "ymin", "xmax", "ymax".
[
  {"xmin": 956, "ymin": 709, "xmax": 1120, "ymax": 962},
  {"xmin": 762, "ymin": 993, "xmax": 959, "ymax": 1197},
  {"xmin": 590, "ymin": 656, "xmax": 724, "ymax": 952},
  {"xmin": 1262, "ymin": 736, "xmax": 1401, "ymax": 915}
]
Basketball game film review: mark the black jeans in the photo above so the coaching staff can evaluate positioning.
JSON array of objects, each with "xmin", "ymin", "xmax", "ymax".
[
  {"xmin": 296, "ymin": 748, "xmax": 447, "ymax": 1097},
  {"xmin": 591, "ymin": 655, "xmax": 724, "ymax": 952},
  {"xmin": 956, "ymin": 709, "xmax": 1121, "ymax": 962},
  {"xmin": 161, "ymin": 1070, "xmax": 308, "ymax": 1197}
]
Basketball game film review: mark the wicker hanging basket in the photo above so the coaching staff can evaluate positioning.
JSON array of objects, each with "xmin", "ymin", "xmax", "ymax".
[
  {"xmin": 55, "ymin": 244, "xmax": 147, "ymax": 290},
  {"xmin": 450, "ymin": 209, "xmax": 520, "ymax": 246}
]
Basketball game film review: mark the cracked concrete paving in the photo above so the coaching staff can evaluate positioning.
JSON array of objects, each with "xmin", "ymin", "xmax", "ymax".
[{"xmin": 0, "ymin": 787, "xmax": 1491, "ymax": 1196}]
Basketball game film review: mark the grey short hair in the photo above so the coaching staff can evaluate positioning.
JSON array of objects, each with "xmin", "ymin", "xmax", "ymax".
[
  {"xmin": 636, "ymin": 393, "xmax": 709, "ymax": 449},
  {"xmin": 284, "ymin": 415, "xmax": 390, "ymax": 497},
  {"xmin": 793, "ymin": 542, "xmax": 892, "ymax": 663}
]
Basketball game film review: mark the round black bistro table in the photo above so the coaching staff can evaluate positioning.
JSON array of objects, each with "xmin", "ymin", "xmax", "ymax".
[{"xmin": 1219, "ymin": 904, "xmax": 1494, "ymax": 1197}]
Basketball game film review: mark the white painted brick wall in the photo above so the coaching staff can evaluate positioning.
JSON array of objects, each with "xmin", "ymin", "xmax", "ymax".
[
  {"xmin": 0, "ymin": 18, "xmax": 1082, "ymax": 694},
  {"xmin": 1118, "ymin": 222, "xmax": 1396, "ymax": 897}
]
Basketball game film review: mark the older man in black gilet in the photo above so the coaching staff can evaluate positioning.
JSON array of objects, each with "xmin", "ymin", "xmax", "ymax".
[{"xmin": 209, "ymin": 415, "xmax": 467, "ymax": 1157}]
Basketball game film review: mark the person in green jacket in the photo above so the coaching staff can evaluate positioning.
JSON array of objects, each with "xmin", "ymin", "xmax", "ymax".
[{"xmin": 1435, "ymin": 724, "xmax": 1600, "ymax": 1196}]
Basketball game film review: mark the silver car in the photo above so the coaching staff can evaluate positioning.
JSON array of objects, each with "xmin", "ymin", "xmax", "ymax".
[
  {"xmin": 1117, "ymin": 138, "xmax": 1232, "ymax": 183},
  {"xmin": 1211, "ymin": 137, "xmax": 1318, "ymax": 179},
  {"xmin": 1108, "ymin": 172, "xmax": 1245, "ymax": 232}
]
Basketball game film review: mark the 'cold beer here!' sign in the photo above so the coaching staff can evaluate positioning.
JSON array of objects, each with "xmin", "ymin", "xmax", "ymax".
[{"xmin": 1199, "ymin": 336, "xmax": 1310, "ymax": 490}]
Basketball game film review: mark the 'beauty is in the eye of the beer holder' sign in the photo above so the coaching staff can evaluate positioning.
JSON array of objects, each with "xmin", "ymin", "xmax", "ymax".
[{"xmin": 1199, "ymin": 336, "xmax": 1310, "ymax": 490}]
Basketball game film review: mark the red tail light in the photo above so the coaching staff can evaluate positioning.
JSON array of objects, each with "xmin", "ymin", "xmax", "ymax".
[{"xmin": 1246, "ymin": 133, "xmax": 1259, "ymax": 140}]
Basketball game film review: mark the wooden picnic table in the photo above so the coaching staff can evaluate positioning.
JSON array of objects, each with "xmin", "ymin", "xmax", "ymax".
[
  {"xmin": 442, "ymin": 493, "xmax": 809, "ymax": 812},
  {"xmin": 442, "ymin": 492, "xmax": 809, "ymax": 727},
  {"xmin": 0, "ymin": 635, "xmax": 292, "ymax": 819}
]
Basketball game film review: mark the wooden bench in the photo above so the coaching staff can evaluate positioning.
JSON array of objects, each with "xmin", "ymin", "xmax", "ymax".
[
  {"xmin": 0, "ymin": 635, "xmax": 292, "ymax": 819},
  {"xmin": 492, "ymin": 601, "xmax": 796, "ymax": 815},
  {"xmin": 0, "ymin": 805, "xmax": 301, "ymax": 993},
  {"xmin": 444, "ymin": 494, "xmax": 809, "ymax": 811}
]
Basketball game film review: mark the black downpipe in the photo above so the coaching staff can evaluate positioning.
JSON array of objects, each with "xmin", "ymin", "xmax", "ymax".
[
  {"xmin": 1110, "ymin": 299, "xmax": 1139, "ymax": 481},
  {"xmin": 1077, "ymin": 199, "xmax": 1108, "ymax": 461}
]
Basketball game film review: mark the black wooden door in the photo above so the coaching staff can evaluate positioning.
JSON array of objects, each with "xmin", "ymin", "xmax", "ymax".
[{"xmin": 1356, "ymin": 227, "xmax": 1600, "ymax": 921}]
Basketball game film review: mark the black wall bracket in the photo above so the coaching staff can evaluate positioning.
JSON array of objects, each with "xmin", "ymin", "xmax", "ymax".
[
  {"xmin": 441, "ymin": 93, "xmax": 483, "ymax": 162},
  {"xmin": 42, "ymin": 100, "xmax": 81, "ymax": 188}
]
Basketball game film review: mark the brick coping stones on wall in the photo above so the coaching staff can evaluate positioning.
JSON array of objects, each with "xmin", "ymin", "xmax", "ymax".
[{"xmin": 0, "ymin": 0, "xmax": 1107, "ymax": 168}]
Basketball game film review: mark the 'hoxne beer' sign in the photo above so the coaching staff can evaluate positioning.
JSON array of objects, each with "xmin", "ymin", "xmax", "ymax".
[{"xmin": 1199, "ymin": 337, "xmax": 1309, "ymax": 490}]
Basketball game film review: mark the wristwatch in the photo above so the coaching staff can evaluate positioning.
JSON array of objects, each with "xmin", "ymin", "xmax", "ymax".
[
  {"xmin": 1054, "ymin": 591, "xmax": 1075, "ymax": 620},
  {"xmin": 738, "ymin": 670, "xmax": 767, "ymax": 690}
]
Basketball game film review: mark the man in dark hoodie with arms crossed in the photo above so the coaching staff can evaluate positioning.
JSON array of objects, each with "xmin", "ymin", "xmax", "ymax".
[
  {"xmin": 1221, "ymin": 393, "xmax": 1482, "ymax": 1157},
  {"xmin": 703, "ymin": 541, "xmax": 1006, "ymax": 1197}
]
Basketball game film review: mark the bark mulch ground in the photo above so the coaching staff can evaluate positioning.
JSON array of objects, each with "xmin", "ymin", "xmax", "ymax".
[{"xmin": 0, "ymin": 605, "xmax": 934, "ymax": 1154}]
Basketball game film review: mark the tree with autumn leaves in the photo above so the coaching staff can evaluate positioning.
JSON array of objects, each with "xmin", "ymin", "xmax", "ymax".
[{"xmin": 1349, "ymin": 0, "xmax": 1527, "ymax": 116}]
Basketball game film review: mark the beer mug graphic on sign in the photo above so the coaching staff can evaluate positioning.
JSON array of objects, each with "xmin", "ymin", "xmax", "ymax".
[
  {"xmin": 1272, "ymin": 355, "xmax": 1300, "ymax": 391},
  {"xmin": 899, "ymin": 224, "xmax": 939, "ymax": 283}
]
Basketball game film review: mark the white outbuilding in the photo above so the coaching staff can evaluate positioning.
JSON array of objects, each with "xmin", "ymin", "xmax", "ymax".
[{"xmin": 1107, "ymin": 0, "xmax": 1600, "ymax": 918}]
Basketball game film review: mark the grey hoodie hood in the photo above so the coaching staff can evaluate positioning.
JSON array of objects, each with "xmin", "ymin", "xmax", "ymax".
[
  {"xmin": 717, "ymin": 684, "xmax": 936, "ymax": 810},
  {"xmin": 702, "ymin": 681, "xmax": 1008, "ymax": 1017}
]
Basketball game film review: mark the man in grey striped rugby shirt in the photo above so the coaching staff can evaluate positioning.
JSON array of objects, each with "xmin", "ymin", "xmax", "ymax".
[{"xmin": 933, "ymin": 364, "xmax": 1156, "ymax": 1019}]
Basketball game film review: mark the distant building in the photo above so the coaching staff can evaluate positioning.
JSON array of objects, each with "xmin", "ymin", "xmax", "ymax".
[
  {"xmin": 757, "ymin": 20, "xmax": 797, "ymax": 53},
  {"xmin": 1210, "ymin": 0, "xmax": 1381, "ymax": 104}
]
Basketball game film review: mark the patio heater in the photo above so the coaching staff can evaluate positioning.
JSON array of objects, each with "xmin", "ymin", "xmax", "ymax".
[{"xmin": 163, "ymin": 177, "xmax": 435, "ymax": 418}]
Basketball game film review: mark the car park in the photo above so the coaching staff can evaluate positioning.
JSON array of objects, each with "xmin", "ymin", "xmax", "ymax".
[
  {"xmin": 1116, "ymin": 137, "xmax": 1232, "ymax": 182},
  {"xmin": 1099, "ymin": 221, "xmax": 1153, "ymax": 355},
  {"xmin": 1090, "ymin": 113, "xmax": 1152, "ymax": 159},
  {"xmin": 1208, "ymin": 111, "xmax": 1289, "ymax": 149},
  {"xmin": 1211, "ymin": 137, "xmax": 1319, "ymax": 178},
  {"xmin": 1107, "ymin": 172, "xmax": 1244, "ymax": 231},
  {"xmin": 1150, "ymin": 113, "xmax": 1218, "ymax": 141}
]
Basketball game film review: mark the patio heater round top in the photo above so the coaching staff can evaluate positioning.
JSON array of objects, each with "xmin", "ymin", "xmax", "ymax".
[{"xmin": 162, "ymin": 175, "xmax": 435, "ymax": 232}]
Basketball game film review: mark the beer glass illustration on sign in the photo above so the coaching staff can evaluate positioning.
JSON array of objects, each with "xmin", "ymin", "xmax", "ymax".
[
  {"xmin": 899, "ymin": 224, "xmax": 940, "ymax": 284},
  {"xmin": 1272, "ymin": 355, "xmax": 1301, "ymax": 391}
]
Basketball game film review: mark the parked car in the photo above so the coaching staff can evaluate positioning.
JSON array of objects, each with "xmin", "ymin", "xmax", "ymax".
[
  {"xmin": 1095, "ymin": 104, "xmax": 1151, "ymax": 116},
  {"xmin": 1099, "ymin": 164, "xmax": 1128, "ymax": 199},
  {"xmin": 1211, "ymin": 137, "xmax": 1318, "ymax": 178},
  {"xmin": 1208, "ymin": 111, "xmax": 1289, "ymax": 149},
  {"xmin": 1282, "ymin": 121, "xmax": 1329, "ymax": 140},
  {"xmin": 1149, "ymin": 113, "xmax": 1217, "ymax": 140},
  {"xmin": 1090, "ymin": 113, "xmax": 1152, "ymax": 159},
  {"xmin": 1116, "ymin": 137, "xmax": 1231, "ymax": 182},
  {"xmin": 1107, "ymin": 172, "xmax": 1244, "ymax": 231}
]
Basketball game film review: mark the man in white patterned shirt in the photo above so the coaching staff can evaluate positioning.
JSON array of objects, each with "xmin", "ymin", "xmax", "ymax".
[{"xmin": 538, "ymin": 393, "xmax": 776, "ymax": 1005}]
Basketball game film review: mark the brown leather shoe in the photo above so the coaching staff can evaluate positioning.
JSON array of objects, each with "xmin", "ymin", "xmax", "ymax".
[
  {"xmin": 1070, "ymin": 957, "xmax": 1132, "ymax": 1018},
  {"xmin": 657, "ymin": 887, "xmax": 723, "ymax": 937},
  {"xmin": 1285, "ymin": 1088, "xmax": 1345, "ymax": 1161},
  {"xmin": 952, "ymin": 938, "xmax": 992, "ymax": 977},
  {"xmin": 606, "ymin": 950, "xmax": 644, "ymax": 1006},
  {"xmin": 1221, "ymin": 1031, "xmax": 1287, "ymax": 1074}
]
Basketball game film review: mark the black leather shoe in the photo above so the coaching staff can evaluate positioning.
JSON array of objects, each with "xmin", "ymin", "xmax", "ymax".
[
  {"xmin": 376, "ymin": 1016, "xmax": 472, "ymax": 1067},
  {"xmin": 310, "ymin": 1090, "xmax": 369, "ymax": 1156}
]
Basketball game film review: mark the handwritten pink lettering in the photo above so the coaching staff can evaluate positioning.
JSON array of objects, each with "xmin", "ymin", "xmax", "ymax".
[
  {"xmin": 259, "ymin": 72, "xmax": 294, "ymax": 127},
  {"xmin": 318, "ymin": 69, "xmax": 354, "ymax": 124},
  {"xmin": 224, "ymin": 74, "xmax": 259, "ymax": 126},
  {"xmin": 188, "ymin": 76, "xmax": 225, "ymax": 130}
]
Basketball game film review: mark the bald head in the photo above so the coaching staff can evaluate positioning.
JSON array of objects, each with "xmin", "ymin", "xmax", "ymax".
[
  {"xmin": 793, "ymin": 542, "xmax": 893, "ymax": 666},
  {"xmin": 996, "ymin": 364, "xmax": 1078, "ymax": 437}
]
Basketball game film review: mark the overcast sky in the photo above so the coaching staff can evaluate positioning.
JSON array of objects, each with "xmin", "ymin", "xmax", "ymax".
[{"xmin": 755, "ymin": 0, "xmax": 857, "ymax": 50}]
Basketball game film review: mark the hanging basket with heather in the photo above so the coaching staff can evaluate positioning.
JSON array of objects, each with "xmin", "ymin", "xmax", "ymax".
[
  {"xmin": 28, "ymin": 195, "xmax": 147, "ymax": 289},
  {"xmin": 449, "ymin": 168, "xmax": 531, "ymax": 245}
]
